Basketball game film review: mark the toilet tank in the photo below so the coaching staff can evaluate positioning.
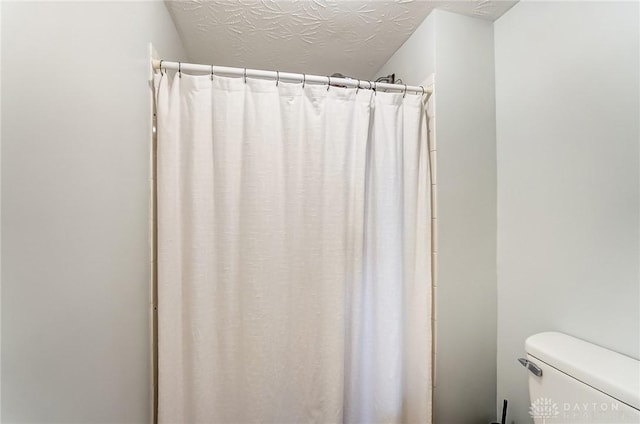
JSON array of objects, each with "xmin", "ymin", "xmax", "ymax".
[{"xmin": 523, "ymin": 332, "xmax": 640, "ymax": 424}]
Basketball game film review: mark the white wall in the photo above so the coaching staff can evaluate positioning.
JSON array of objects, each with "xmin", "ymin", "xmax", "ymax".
[
  {"xmin": 0, "ymin": 1, "xmax": 3, "ymax": 419},
  {"xmin": 1, "ymin": 2, "xmax": 186, "ymax": 422},
  {"xmin": 377, "ymin": 13, "xmax": 436, "ymax": 85},
  {"xmin": 495, "ymin": 2, "xmax": 640, "ymax": 423},
  {"xmin": 432, "ymin": 11, "xmax": 497, "ymax": 424},
  {"xmin": 378, "ymin": 10, "xmax": 498, "ymax": 423}
]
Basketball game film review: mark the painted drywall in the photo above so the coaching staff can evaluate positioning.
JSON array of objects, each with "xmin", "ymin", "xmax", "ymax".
[
  {"xmin": 431, "ymin": 11, "xmax": 497, "ymax": 424},
  {"xmin": 1, "ymin": 1, "xmax": 186, "ymax": 422},
  {"xmin": 377, "ymin": 13, "xmax": 436, "ymax": 85},
  {"xmin": 0, "ymin": 1, "xmax": 3, "ymax": 420},
  {"xmin": 377, "ymin": 9, "xmax": 498, "ymax": 423},
  {"xmin": 495, "ymin": 2, "xmax": 640, "ymax": 423}
]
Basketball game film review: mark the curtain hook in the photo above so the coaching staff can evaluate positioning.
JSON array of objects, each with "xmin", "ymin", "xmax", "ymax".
[
  {"xmin": 210, "ymin": 65, "xmax": 214, "ymax": 81},
  {"xmin": 302, "ymin": 74, "xmax": 306, "ymax": 89},
  {"xmin": 327, "ymin": 76, "xmax": 331, "ymax": 91},
  {"xmin": 159, "ymin": 60, "xmax": 164, "ymax": 75},
  {"xmin": 244, "ymin": 68, "xmax": 247, "ymax": 84},
  {"xmin": 420, "ymin": 85, "xmax": 425, "ymax": 96},
  {"xmin": 403, "ymin": 84, "xmax": 407, "ymax": 98},
  {"xmin": 178, "ymin": 62, "xmax": 182, "ymax": 78},
  {"xmin": 276, "ymin": 71, "xmax": 279, "ymax": 87}
]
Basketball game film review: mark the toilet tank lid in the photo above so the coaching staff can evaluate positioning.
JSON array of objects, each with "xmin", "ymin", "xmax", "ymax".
[{"xmin": 526, "ymin": 332, "xmax": 640, "ymax": 410}]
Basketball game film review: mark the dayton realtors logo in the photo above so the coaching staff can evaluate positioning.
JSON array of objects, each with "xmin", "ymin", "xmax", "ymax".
[
  {"xmin": 530, "ymin": 397, "xmax": 626, "ymax": 422},
  {"xmin": 530, "ymin": 397, "xmax": 560, "ymax": 423}
]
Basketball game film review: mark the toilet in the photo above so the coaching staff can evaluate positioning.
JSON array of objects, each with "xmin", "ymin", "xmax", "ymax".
[{"xmin": 521, "ymin": 332, "xmax": 640, "ymax": 423}]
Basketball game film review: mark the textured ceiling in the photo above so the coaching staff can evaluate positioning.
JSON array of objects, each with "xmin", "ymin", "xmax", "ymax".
[{"xmin": 165, "ymin": 0, "xmax": 517, "ymax": 80}]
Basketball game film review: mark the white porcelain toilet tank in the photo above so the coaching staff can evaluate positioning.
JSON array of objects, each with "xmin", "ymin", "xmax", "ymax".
[{"xmin": 521, "ymin": 332, "xmax": 640, "ymax": 423}]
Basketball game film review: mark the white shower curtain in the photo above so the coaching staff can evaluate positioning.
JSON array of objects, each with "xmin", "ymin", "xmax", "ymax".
[{"xmin": 155, "ymin": 72, "xmax": 431, "ymax": 424}]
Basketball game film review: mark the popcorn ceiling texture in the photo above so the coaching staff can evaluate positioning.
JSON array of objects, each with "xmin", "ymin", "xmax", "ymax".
[{"xmin": 165, "ymin": 0, "xmax": 517, "ymax": 80}]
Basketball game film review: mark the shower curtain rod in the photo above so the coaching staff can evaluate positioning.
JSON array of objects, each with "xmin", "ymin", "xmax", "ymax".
[{"xmin": 152, "ymin": 60, "xmax": 432, "ymax": 95}]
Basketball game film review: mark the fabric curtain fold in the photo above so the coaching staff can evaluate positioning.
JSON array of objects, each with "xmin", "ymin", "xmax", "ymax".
[{"xmin": 155, "ymin": 72, "xmax": 431, "ymax": 424}]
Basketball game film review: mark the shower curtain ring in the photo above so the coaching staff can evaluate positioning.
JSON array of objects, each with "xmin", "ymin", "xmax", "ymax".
[
  {"xmin": 178, "ymin": 62, "xmax": 182, "ymax": 78},
  {"xmin": 373, "ymin": 81, "xmax": 377, "ymax": 95},
  {"xmin": 403, "ymin": 84, "xmax": 407, "ymax": 98},
  {"xmin": 244, "ymin": 68, "xmax": 247, "ymax": 83},
  {"xmin": 327, "ymin": 76, "xmax": 331, "ymax": 91},
  {"xmin": 210, "ymin": 65, "xmax": 214, "ymax": 81},
  {"xmin": 159, "ymin": 60, "xmax": 164, "ymax": 75},
  {"xmin": 302, "ymin": 74, "xmax": 306, "ymax": 89},
  {"xmin": 356, "ymin": 79, "xmax": 360, "ymax": 94},
  {"xmin": 276, "ymin": 71, "xmax": 279, "ymax": 86},
  {"xmin": 420, "ymin": 85, "xmax": 425, "ymax": 95}
]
